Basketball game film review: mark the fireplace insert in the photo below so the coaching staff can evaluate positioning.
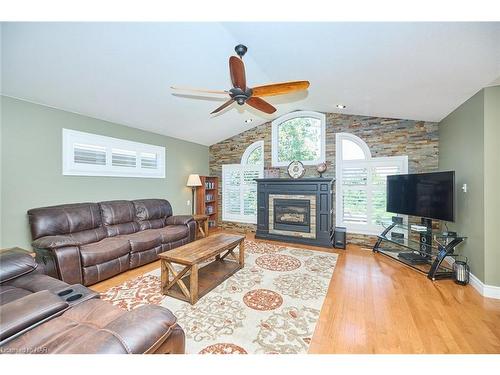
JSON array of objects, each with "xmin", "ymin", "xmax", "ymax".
[{"xmin": 273, "ymin": 199, "xmax": 311, "ymax": 233}]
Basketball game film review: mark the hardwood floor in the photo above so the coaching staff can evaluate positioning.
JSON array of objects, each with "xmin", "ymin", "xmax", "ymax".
[{"xmin": 91, "ymin": 230, "xmax": 500, "ymax": 354}]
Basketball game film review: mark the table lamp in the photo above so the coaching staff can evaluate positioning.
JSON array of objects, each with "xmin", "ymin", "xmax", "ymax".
[{"xmin": 186, "ymin": 174, "xmax": 202, "ymax": 215}]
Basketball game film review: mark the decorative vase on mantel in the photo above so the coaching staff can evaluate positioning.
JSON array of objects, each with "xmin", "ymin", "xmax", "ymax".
[{"xmin": 317, "ymin": 162, "xmax": 328, "ymax": 178}]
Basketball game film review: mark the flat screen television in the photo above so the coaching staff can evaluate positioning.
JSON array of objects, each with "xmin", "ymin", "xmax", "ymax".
[{"xmin": 386, "ymin": 171, "xmax": 455, "ymax": 222}]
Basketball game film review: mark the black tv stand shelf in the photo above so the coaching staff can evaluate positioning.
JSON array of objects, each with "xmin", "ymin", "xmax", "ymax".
[{"xmin": 373, "ymin": 219, "xmax": 466, "ymax": 281}]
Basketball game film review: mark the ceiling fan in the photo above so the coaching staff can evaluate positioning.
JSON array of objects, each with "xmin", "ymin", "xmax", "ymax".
[{"xmin": 171, "ymin": 44, "xmax": 310, "ymax": 115}]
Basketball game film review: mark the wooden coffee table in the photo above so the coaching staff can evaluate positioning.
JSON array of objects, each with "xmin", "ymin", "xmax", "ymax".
[{"xmin": 158, "ymin": 233, "xmax": 245, "ymax": 304}]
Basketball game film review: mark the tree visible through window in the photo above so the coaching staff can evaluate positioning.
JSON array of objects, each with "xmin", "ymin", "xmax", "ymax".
[
  {"xmin": 277, "ymin": 117, "xmax": 321, "ymax": 162},
  {"xmin": 272, "ymin": 111, "xmax": 325, "ymax": 166},
  {"xmin": 246, "ymin": 146, "xmax": 263, "ymax": 165}
]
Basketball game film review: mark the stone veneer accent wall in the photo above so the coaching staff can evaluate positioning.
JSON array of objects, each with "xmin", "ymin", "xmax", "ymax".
[{"xmin": 209, "ymin": 112, "xmax": 439, "ymax": 246}]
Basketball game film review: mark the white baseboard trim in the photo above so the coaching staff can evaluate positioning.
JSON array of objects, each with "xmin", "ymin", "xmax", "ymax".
[{"xmin": 469, "ymin": 272, "xmax": 500, "ymax": 299}]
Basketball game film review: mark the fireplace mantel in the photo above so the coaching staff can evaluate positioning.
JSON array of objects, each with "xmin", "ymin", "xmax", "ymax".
[{"xmin": 255, "ymin": 178, "xmax": 334, "ymax": 248}]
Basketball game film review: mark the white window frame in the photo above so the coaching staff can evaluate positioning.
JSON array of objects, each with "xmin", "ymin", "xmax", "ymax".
[
  {"xmin": 241, "ymin": 140, "xmax": 264, "ymax": 165},
  {"xmin": 335, "ymin": 133, "xmax": 408, "ymax": 235},
  {"xmin": 271, "ymin": 111, "xmax": 326, "ymax": 167},
  {"xmin": 222, "ymin": 164, "xmax": 263, "ymax": 224},
  {"xmin": 222, "ymin": 141, "xmax": 264, "ymax": 224},
  {"xmin": 62, "ymin": 128, "xmax": 165, "ymax": 178}
]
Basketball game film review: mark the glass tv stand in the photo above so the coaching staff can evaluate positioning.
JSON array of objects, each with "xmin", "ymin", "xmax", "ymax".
[{"xmin": 373, "ymin": 220, "xmax": 467, "ymax": 280}]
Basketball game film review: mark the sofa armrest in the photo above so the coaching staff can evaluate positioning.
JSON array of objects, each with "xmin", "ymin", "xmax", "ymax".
[
  {"xmin": 32, "ymin": 235, "xmax": 81, "ymax": 249},
  {"xmin": 165, "ymin": 215, "xmax": 194, "ymax": 226},
  {"xmin": 33, "ymin": 246, "xmax": 83, "ymax": 285},
  {"xmin": 0, "ymin": 249, "xmax": 38, "ymax": 283},
  {"xmin": 104, "ymin": 305, "xmax": 185, "ymax": 354},
  {"xmin": 0, "ymin": 290, "xmax": 69, "ymax": 343}
]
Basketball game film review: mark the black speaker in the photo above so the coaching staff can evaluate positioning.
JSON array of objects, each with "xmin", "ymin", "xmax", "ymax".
[
  {"xmin": 420, "ymin": 218, "xmax": 432, "ymax": 257},
  {"xmin": 333, "ymin": 226, "xmax": 346, "ymax": 249}
]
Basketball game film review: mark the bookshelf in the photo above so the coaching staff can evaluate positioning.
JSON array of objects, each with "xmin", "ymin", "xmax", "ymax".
[{"xmin": 195, "ymin": 176, "xmax": 219, "ymax": 230}]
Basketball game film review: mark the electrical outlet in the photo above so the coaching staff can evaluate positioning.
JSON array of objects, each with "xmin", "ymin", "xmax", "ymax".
[{"xmin": 187, "ymin": 200, "xmax": 191, "ymax": 206}]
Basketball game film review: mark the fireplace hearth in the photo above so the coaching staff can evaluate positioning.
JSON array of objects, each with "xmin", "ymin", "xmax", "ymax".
[{"xmin": 256, "ymin": 178, "xmax": 334, "ymax": 248}]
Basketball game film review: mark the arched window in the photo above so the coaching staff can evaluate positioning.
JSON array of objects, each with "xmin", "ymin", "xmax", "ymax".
[
  {"xmin": 241, "ymin": 140, "xmax": 264, "ymax": 165},
  {"xmin": 335, "ymin": 133, "xmax": 408, "ymax": 235},
  {"xmin": 222, "ymin": 141, "xmax": 264, "ymax": 224},
  {"xmin": 271, "ymin": 111, "xmax": 326, "ymax": 166}
]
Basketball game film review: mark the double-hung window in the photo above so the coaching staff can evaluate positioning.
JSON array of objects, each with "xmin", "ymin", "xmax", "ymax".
[
  {"xmin": 62, "ymin": 129, "xmax": 165, "ymax": 178},
  {"xmin": 336, "ymin": 133, "xmax": 408, "ymax": 235},
  {"xmin": 222, "ymin": 141, "xmax": 264, "ymax": 224}
]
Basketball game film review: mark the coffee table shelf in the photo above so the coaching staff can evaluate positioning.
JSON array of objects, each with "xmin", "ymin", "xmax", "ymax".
[{"xmin": 163, "ymin": 259, "xmax": 241, "ymax": 303}]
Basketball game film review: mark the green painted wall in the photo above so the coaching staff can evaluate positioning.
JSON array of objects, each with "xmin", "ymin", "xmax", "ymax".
[
  {"xmin": 483, "ymin": 86, "xmax": 500, "ymax": 286},
  {"xmin": 439, "ymin": 86, "xmax": 500, "ymax": 287},
  {"xmin": 439, "ymin": 90, "xmax": 485, "ymax": 282},
  {"xmin": 0, "ymin": 96, "xmax": 209, "ymax": 249}
]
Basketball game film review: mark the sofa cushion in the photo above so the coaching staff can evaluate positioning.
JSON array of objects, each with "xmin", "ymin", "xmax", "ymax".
[
  {"xmin": 133, "ymin": 199, "xmax": 172, "ymax": 230},
  {"xmin": 125, "ymin": 230, "xmax": 162, "ymax": 253},
  {"xmin": 82, "ymin": 254, "xmax": 129, "ymax": 286},
  {"xmin": 0, "ymin": 286, "xmax": 32, "ymax": 306},
  {"xmin": 130, "ymin": 247, "xmax": 160, "ymax": 268},
  {"xmin": 3, "ymin": 273, "xmax": 68, "ymax": 298},
  {"xmin": 99, "ymin": 200, "xmax": 139, "ymax": 237},
  {"xmin": 80, "ymin": 237, "xmax": 130, "ymax": 267},
  {"xmin": 32, "ymin": 227, "xmax": 107, "ymax": 249},
  {"xmin": 165, "ymin": 215, "xmax": 194, "ymax": 226},
  {"xmin": 152, "ymin": 225, "xmax": 189, "ymax": 244},
  {"xmin": 1, "ymin": 298, "xmax": 180, "ymax": 354},
  {"xmin": 28, "ymin": 203, "xmax": 102, "ymax": 240},
  {"xmin": 0, "ymin": 290, "xmax": 69, "ymax": 342},
  {"xmin": 0, "ymin": 249, "xmax": 38, "ymax": 283}
]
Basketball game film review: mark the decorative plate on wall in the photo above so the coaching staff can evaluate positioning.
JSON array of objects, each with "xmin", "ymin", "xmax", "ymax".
[{"xmin": 287, "ymin": 161, "xmax": 306, "ymax": 179}]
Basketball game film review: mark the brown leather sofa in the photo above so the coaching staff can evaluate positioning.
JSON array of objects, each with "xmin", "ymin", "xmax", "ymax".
[
  {"xmin": 0, "ymin": 249, "xmax": 185, "ymax": 354},
  {"xmin": 28, "ymin": 199, "xmax": 195, "ymax": 286}
]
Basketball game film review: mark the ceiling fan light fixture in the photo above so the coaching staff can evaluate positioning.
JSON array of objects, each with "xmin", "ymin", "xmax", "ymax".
[{"xmin": 336, "ymin": 104, "xmax": 347, "ymax": 109}]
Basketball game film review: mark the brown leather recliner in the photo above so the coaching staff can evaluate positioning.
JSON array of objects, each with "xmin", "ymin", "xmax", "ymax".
[
  {"xmin": 0, "ymin": 249, "xmax": 185, "ymax": 354},
  {"xmin": 28, "ymin": 199, "xmax": 196, "ymax": 286}
]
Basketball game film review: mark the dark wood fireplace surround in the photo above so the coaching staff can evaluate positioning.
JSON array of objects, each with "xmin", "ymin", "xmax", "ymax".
[{"xmin": 255, "ymin": 178, "xmax": 334, "ymax": 248}]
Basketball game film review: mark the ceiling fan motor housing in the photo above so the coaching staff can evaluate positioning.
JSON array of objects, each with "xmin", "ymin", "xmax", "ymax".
[{"xmin": 230, "ymin": 87, "xmax": 252, "ymax": 105}]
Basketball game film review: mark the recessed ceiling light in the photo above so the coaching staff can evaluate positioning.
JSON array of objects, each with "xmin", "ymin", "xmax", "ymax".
[
  {"xmin": 336, "ymin": 104, "xmax": 346, "ymax": 109},
  {"xmin": 245, "ymin": 118, "xmax": 253, "ymax": 124}
]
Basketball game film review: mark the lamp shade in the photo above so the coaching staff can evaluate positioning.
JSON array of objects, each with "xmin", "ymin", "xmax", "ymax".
[{"xmin": 186, "ymin": 174, "xmax": 202, "ymax": 187}]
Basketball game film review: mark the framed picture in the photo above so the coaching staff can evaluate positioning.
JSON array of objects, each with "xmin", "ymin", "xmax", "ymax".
[{"xmin": 264, "ymin": 168, "xmax": 280, "ymax": 178}]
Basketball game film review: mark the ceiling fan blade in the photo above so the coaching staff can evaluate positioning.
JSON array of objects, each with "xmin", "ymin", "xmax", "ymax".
[
  {"xmin": 229, "ymin": 56, "xmax": 246, "ymax": 89},
  {"xmin": 210, "ymin": 99, "xmax": 235, "ymax": 114},
  {"xmin": 246, "ymin": 97, "xmax": 276, "ymax": 114},
  {"xmin": 251, "ymin": 81, "xmax": 310, "ymax": 97},
  {"xmin": 171, "ymin": 86, "xmax": 229, "ymax": 95}
]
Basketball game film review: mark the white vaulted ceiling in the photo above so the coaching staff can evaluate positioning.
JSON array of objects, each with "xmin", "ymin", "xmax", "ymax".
[{"xmin": 1, "ymin": 22, "xmax": 499, "ymax": 145}]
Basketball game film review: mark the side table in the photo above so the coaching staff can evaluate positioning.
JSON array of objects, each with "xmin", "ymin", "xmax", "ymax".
[{"xmin": 193, "ymin": 214, "xmax": 209, "ymax": 239}]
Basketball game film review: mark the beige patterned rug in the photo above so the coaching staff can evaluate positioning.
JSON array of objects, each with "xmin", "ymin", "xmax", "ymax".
[{"xmin": 101, "ymin": 240, "xmax": 338, "ymax": 354}]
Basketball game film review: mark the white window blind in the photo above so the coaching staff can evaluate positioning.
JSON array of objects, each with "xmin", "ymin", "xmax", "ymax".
[
  {"xmin": 63, "ymin": 129, "xmax": 165, "ymax": 178},
  {"xmin": 336, "ymin": 133, "xmax": 408, "ymax": 235},
  {"xmin": 73, "ymin": 143, "xmax": 107, "ymax": 166},
  {"xmin": 222, "ymin": 164, "xmax": 263, "ymax": 224}
]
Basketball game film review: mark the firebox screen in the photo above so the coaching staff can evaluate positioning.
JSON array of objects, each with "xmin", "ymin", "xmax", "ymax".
[{"xmin": 274, "ymin": 199, "xmax": 311, "ymax": 228}]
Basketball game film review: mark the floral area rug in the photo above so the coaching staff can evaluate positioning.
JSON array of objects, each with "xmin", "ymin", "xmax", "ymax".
[{"xmin": 100, "ymin": 240, "xmax": 338, "ymax": 354}]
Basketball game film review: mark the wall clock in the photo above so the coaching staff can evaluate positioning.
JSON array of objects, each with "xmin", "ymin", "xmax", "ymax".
[{"xmin": 287, "ymin": 161, "xmax": 306, "ymax": 179}]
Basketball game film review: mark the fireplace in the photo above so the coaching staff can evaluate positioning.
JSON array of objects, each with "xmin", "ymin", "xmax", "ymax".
[
  {"xmin": 256, "ymin": 178, "xmax": 333, "ymax": 248},
  {"xmin": 273, "ymin": 199, "xmax": 311, "ymax": 233}
]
